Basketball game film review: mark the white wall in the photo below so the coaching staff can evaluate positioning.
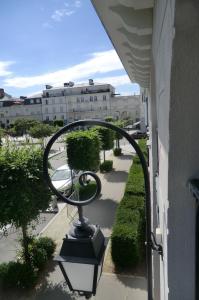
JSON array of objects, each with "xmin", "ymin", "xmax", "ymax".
[
  {"xmin": 167, "ymin": 1, "xmax": 199, "ymax": 299},
  {"xmin": 151, "ymin": 1, "xmax": 175, "ymax": 299}
]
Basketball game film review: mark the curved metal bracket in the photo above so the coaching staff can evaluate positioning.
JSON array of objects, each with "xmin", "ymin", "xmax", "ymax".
[{"xmin": 150, "ymin": 232, "xmax": 163, "ymax": 259}]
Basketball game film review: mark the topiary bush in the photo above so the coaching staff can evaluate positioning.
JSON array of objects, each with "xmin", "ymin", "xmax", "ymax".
[
  {"xmin": 113, "ymin": 148, "xmax": 122, "ymax": 156},
  {"xmin": 100, "ymin": 160, "xmax": 113, "ymax": 172},
  {"xmin": 34, "ymin": 237, "xmax": 56, "ymax": 258},
  {"xmin": 53, "ymin": 120, "xmax": 64, "ymax": 127},
  {"xmin": 66, "ymin": 130, "xmax": 100, "ymax": 171},
  {"xmin": 0, "ymin": 261, "xmax": 37, "ymax": 289},
  {"xmin": 29, "ymin": 246, "xmax": 48, "ymax": 270}
]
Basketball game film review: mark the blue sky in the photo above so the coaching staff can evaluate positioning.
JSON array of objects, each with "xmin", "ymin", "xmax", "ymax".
[{"xmin": 0, "ymin": 0, "xmax": 140, "ymax": 97}]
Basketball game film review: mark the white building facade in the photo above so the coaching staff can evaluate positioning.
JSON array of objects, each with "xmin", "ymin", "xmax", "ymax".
[{"xmin": 0, "ymin": 82, "xmax": 142, "ymax": 127}]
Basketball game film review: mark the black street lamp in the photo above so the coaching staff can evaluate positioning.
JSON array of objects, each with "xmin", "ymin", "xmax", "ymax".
[{"xmin": 43, "ymin": 120, "xmax": 163, "ymax": 300}]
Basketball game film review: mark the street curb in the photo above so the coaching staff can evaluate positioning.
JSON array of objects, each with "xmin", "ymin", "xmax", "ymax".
[
  {"xmin": 49, "ymin": 149, "xmax": 64, "ymax": 159},
  {"xmin": 39, "ymin": 203, "xmax": 67, "ymax": 236}
]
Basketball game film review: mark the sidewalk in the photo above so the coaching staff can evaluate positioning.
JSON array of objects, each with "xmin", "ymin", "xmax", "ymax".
[{"xmin": 1, "ymin": 145, "xmax": 147, "ymax": 300}]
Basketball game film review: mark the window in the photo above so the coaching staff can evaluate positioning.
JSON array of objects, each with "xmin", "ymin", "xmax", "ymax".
[
  {"xmin": 45, "ymin": 99, "xmax": 48, "ymax": 105},
  {"xmin": 94, "ymin": 96, "xmax": 97, "ymax": 101},
  {"xmin": 61, "ymin": 115, "xmax": 64, "ymax": 120},
  {"xmin": 103, "ymin": 95, "xmax": 106, "ymax": 101},
  {"xmin": 90, "ymin": 96, "xmax": 93, "ymax": 102},
  {"xmin": 60, "ymin": 106, "xmax": 63, "ymax": 112},
  {"xmin": 46, "ymin": 116, "xmax": 49, "ymax": 121},
  {"xmin": 103, "ymin": 106, "xmax": 107, "ymax": 110},
  {"xmin": 36, "ymin": 99, "xmax": 40, "ymax": 103},
  {"xmin": 52, "ymin": 99, "xmax": 55, "ymax": 104},
  {"xmin": 53, "ymin": 107, "xmax": 56, "ymax": 113},
  {"xmin": 81, "ymin": 97, "xmax": 84, "ymax": 102},
  {"xmin": 77, "ymin": 97, "xmax": 80, "ymax": 103},
  {"xmin": 45, "ymin": 107, "xmax": 48, "ymax": 113},
  {"xmin": 30, "ymin": 99, "xmax": 34, "ymax": 104}
]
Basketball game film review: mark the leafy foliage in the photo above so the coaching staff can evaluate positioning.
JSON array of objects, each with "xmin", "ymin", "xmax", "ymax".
[
  {"xmin": 32, "ymin": 237, "xmax": 56, "ymax": 258},
  {"xmin": 0, "ymin": 128, "xmax": 5, "ymax": 147},
  {"xmin": 0, "ymin": 147, "xmax": 51, "ymax": 228},
  {"xmin": 0, "ymin": 261, "xmax": 37, "ymax": 289},
  {"xmin": 66, "ymin": 130, "xmax": 100, "ymax": 171},
  {"xmin": 53, "ymin": 120, "xmax": 64, "ymax": 127},
  {"xmin": 113, "ymin": 120, "xmax": 125, "ymax": 143},
  {"xmin": 13, "ymin": 118, "xmax": 39, "ymax": 136},
  {"xmin": 94, "ymin": 126, "xmax": 114, "ymax": 151},
  {"xmin": 104, "ymin": 116, "xmax": 114, "ymax": 122},
  {"xmin": 28, "ymin": 124, "xmax": 54, "ymax": 139},
  {"xmin": 113, "ymin": 148, "xmax": 122, "ymax": 156},
  {"xmin": 111, "ymin": 139, "xmax": 147, "ymax": 268},
  {"xmin": 100, "ymin": 160, "xmax": 113, "ymax": 172}
]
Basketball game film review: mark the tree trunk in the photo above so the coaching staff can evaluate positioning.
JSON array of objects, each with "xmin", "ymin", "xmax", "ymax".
[
  {"xmin": 103, "ymin": 150, "xmax": 106, "ymax": 162},
  {"xmin": 21, "ymin": 224, "xmax": 30, "ymax": 264},
  {"xmin": 118, "ymin": 139, "xmax": 120, "ymax": 148}
]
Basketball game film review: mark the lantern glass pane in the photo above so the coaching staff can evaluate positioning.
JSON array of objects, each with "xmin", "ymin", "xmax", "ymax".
[
  {"xmin": 97, "ymin": 263, "xmax": 102, "ymax": 283},
  {"xmin": 62, "ymin": 262, "xmax": 94, "ymax": 292}
]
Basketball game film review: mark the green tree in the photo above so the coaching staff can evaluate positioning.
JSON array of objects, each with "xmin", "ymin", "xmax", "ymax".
[
  {"xmin": 66, "ymin": 130, "xmax": 100, "ymax": 171},
  {"xmin": 0, "ymin": 128, "xmax": 5, "ymax": 147},
  {"xmin": 13, "ymin": 118, "xmax": 40, "ymax": 136},
  {"xmin": 94, "ymin": 126, "xmax": 114, "ymax": 162},
  {"xmin": 0, "ymin": 147, "xmax": 51, "ymax": 263},
  {"xmin": 105, "ymin": 116, "xmax": 114, "ymax": 123},
  {"xmin": 53, "ymin": 120, "xmax": 64, "ymax": 127},
  {"xmin": 29, "ymin": 124, "xmax": 54, "ymax": 148},
  {"xmin": 113, "ymin": 120, "xmax": 125, "ymax": 149}
]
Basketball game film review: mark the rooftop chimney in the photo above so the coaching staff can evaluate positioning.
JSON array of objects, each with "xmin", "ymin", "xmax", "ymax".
[
  {"xmin": 89, "ymin": 79, "xmax": 94, "ymax": 85},
  {"xmin": 0, "ymin": 88, "xmax": 5, "ymax": 99}
]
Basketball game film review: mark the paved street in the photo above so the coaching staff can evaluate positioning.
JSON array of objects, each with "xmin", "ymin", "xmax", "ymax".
[{"xmin": 0, "ymin": 213, "xmax": 55, "ymax": 263}]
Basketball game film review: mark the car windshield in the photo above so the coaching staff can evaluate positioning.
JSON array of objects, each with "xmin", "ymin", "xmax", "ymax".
[{"xmin": 51, "ymin": 169, "xmax": 71, "ymax": 181}]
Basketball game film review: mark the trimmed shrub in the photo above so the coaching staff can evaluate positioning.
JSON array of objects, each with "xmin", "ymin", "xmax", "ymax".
[
  {"xmin": 111, "ymin": 139, "xmax": 147, "ymax": 268},
  {"xmin": 29, "ymin": 246, "xmax": 48, "ymax": 270},
  {"xmin": 111, "ymin": 224, "xmax": 140, "ymax": 267},
  {"xmin": 100, "ymin": 160, "xmax": 113, "ymax": 172},
  {"xmin": 79, "ymin": 181, "xmax": 97, "ymax": 201},
  {"xmin": 0, "ymin": 261, "xmax": 37, "ymax": 289},
  {"xmin": 66, "ymin": 130, "xmax": 100, "ymax": 171},
  {"xmin": 53, "ymin": 120, "xmax": 64, "ymax": 127},
  {"xmin": 113, "ymin": 148, "xmax": 122, "ymax": 156},
  {"xmin": 34, "ymin": 237, "xmax": 56, "ymax": 258}
]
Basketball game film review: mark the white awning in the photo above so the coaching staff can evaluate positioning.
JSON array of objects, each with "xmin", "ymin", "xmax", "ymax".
[{"xmin": 92, "ymin": 0, "xmax": 154, "ymax": 88}]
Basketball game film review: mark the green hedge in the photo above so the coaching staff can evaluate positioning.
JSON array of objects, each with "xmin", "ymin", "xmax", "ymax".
[
  {"xmin": 111, "ymin": 139, "xmax": 147, "ymax": 268},
  {"xmin": 113, "ymin": 148, "xmax": 122, "ymax": 156},
  {"xmin": 100, "ymin": 160, "xmax": 113, "ymax": 172}
]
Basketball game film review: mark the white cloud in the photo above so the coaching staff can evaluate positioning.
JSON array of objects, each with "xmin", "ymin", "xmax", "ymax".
[
  {"xmin": 94, "ymin": 74, "xmax": 131, "ymax": 86},
  {"xmin": 0, "ymin": 61, "xmax": 14, "ymax": 77},
  {"xmin": 42, "ymin": 22, "xmax": 53, "ymax": 29},
  {"xmin": 52, "ymin": 8, "xmax": 75, "ymax": 21},
  {"xmin": 74, "ymin": 0, "xmax": 81, "ymax": 8},
  {"xmin": 4, "ymin": 50, "xmax": 124, "ymax": 88}
]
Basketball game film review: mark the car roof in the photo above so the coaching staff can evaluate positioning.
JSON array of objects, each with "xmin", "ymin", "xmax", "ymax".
[{"xmin": 56, "ymin": 164, "xmax": 71, "ymax": 171}]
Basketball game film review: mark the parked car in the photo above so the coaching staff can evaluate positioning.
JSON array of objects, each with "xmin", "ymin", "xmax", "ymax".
[
  {"xmin": 131, "ymin": 130, "xmax": 147, "ymax": 139},
  {"xmin": 51, "ymin": 164, "xmax": 80, "ymax": 197}
]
